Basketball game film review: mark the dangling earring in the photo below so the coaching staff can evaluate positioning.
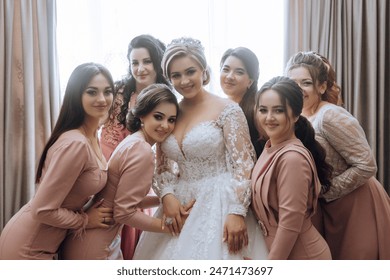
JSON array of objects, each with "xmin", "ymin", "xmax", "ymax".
[{"xmin": 141, "ymin": 122, "xmax": 144, "ymax": 127}]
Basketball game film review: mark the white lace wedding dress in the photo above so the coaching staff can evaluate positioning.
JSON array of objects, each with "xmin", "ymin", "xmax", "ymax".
[{"xmin": 133, "ymin": 103, "xmax": 268, "ymax": 260}]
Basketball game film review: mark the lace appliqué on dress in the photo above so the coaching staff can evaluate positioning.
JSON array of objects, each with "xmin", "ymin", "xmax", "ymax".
[
  {"xmin": 134, "ymin": 104, "xmax": 268, "ymax": 260},
  {"xmin": 153, "ymin": 103, "xmax": 255, "ymax": 216},
  {"xmin": 101, "ymin": 93, "xmax": 127, "ymax": 148}
]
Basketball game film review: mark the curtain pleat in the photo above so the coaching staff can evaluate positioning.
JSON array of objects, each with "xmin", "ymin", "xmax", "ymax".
[
  {"xmin": 0, "ymin": 0, "xmax": 60, "ymax": 229},
  {"xmin": 285, "ymin": 0, "xmax": 390, "ymax": 194},
  {"xmin": 0, "ymin": 0, "xmax": 9, "ymax": 230}
]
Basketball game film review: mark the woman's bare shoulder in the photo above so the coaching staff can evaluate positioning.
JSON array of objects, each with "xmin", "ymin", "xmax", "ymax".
[{"xmin": 207, "ymin": 94, "xmax": 235, "ymax": 110}]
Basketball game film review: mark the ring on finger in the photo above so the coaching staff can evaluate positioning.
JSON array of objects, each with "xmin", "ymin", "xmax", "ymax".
[{"xmin": 165, "ymin": 217, "xmax": 173, "ymax": 226}]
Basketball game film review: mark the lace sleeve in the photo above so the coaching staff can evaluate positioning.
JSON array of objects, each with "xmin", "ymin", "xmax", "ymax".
[
  {"xmin": 319, "ymin": 106, "xmax": 377, "ymax": 201},
  {"xmin": 152, "ymin": 143, "xmax": 179, "ymax": 198},
  {"xmin": 218, "ymin": 104, "xmax": 256, "ymax": 216}
]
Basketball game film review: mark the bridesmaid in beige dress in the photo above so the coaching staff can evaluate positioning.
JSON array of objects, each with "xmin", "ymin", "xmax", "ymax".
[
  {"xmin": 0, "ymin": 63, "xmax": 114, "ymax": 259},
  {"xmin": 251, "ymin": 76, "xmax": 332, "ymax": 259},
  {"xmin": 61, "ymin": 84, "xmax": 192, "ymax": 259},
  {"xmin": 286, "ymin": 51, "xmax": 390, "ymax": 259}
]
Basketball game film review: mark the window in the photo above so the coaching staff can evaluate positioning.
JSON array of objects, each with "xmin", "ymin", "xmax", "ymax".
[{"xmin": 57, "ymin": 0, "xmax": 285, "ymax": 97}]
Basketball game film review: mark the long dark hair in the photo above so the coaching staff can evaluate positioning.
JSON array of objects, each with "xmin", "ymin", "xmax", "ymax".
[
  {"xmin": 256, "ymin": 76, "xmax": 332, "ymax": 192},
  {"xmin": 117, "ymin": 34, "xmax": 170, "ymax": 126},
  {"xmin": 126, "ymin": 84, "xmax": 179, "ymax": 133},
  {"xmin": 35, "ymin": 62, "xmax": 115, "ymax": 183},
  {"xmin": 220, "ymin": 47, "xmax": 265, "ymax": 156}
]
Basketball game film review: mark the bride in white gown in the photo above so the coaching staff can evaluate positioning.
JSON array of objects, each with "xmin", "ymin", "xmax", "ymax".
[{"xmin": 133, "ymin": 37, "xmax": 268, "ymax": 260}]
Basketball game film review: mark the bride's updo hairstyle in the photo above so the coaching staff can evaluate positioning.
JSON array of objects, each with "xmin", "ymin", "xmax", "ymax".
[
  {"xmin": 126, "ymin": 83, "xmax": 179, "ymax": 133},
  {"xmin": 161, "ymin": 37, "xmax": 211, "ymax": 85}
]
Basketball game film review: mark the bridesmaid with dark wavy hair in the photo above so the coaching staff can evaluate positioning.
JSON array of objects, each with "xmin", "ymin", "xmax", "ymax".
[{"xmin": 99, "ymin": 34, "xmax": 171, "ymax": 259}]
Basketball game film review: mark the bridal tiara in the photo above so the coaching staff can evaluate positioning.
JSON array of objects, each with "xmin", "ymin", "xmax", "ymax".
[{"xmin": 167, "ymin": 37, "xmax": 204, "ymax": 51}]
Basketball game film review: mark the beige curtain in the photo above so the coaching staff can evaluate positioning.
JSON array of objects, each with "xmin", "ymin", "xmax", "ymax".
[
  {"xmin": 285, "ymin": 0, "xmax": 390, "ymax": 194},
  {"xmin": 0, "ymin": 0, "xmax": 60, "ymax": 229}
]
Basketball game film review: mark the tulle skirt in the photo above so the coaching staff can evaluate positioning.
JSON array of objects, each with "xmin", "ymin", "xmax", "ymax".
[{"xmin": 133, "ymin": 173, "xmax": 268, "ymax": 260}]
